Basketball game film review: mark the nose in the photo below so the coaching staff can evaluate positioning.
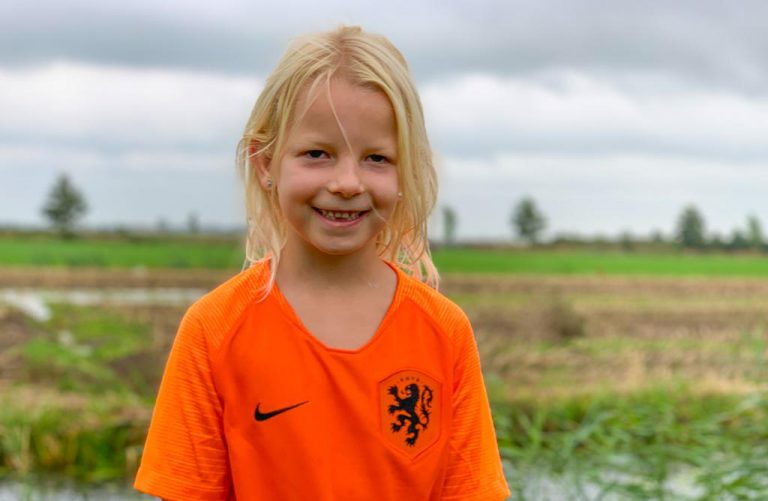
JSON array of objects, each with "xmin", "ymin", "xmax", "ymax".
[{"xmin": 327, "ymin": 156, "xmax": 364, "ymax": 198}]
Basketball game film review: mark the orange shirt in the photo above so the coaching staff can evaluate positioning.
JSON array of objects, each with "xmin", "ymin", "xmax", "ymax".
[{"xmin": 134, "ymin": 260, "xmax": 509, "ymax": 500}]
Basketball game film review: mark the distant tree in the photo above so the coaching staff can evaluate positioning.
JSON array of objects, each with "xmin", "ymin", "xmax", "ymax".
[
  {"xmin": 728, "ymin": 229, "xmax": 750, "ymax": 251},
  {"xmin": 442, "ymin": 206, "xmax": 457, "ymax": 246},
  {"xmin": 747, "ymin": 215, "xmax": 763, "ymax": 250},
  {"xmin": 187, "ymin": 212, "xmax": 201, "ymax": 234},
  {"xmin": 675, "ymin": 205, "xmax": 706, "ymax": 249},
  {"xmin": 512, "ymin": 197, "xmax": 547, "ymax": 244},
  {"xmin": 709, "ymin": 233, "xmax": 726, "ymax": 251},
  {"xmin": 619, "ymin": 231, "xmax": 635, "ymax": 252},
  {"xmin": 155, "ymin": 217, "xmax": 170, "ymax": 235},
  {"xmin": 41, "ymin": 173, "xmax": 88, "ymax": 238}
]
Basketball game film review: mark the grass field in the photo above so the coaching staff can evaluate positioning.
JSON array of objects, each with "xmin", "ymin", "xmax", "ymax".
[
  {"xmin": 2, "ymin": 238, "xmax": 768, "ymax": 497},
  {"xmin": 0, "ymin": 235, "xmax": 244, "ymax": 269},
  {"xmin": 4, "ymin": 235, "xmax": 768, "ymax": 276}
]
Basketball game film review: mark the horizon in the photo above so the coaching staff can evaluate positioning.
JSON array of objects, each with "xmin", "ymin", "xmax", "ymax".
[{"xmin": 3, "ymin": 1, "xmax": 768, "ymax": 239}]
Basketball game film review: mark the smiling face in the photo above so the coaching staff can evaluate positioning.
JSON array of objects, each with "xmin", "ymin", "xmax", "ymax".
[{"xmin": 270, "ymin": 77, "xmax": 400, "ymax": 260}]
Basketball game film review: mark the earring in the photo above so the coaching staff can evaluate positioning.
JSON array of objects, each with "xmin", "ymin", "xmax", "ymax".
[
  {"xmin": 397, "ymin": 191, "xmax": 403, "ymax": 198},
  {"xmin": 266, "ymin": 179, "xmax": 273, "ymax": 189}
]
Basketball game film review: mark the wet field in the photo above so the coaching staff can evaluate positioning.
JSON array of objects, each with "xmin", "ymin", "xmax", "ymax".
[{"xmin": 1, "ymin": 267, "xmax": 768, "ymax": 498}]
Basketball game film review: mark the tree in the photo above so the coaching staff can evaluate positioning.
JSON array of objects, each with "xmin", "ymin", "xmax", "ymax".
[
  {"xmin": 747, "ymin": 214, "xmax": 763, "ymax": 250},
  {"xmin": 675, "ymin": 205, "xmax": 706, "ymax": 249},
  {"xmin": 619, "ymin": 231, "xmax": 635, "ymax": 252},
  {"xmin": 187, "ymin": 212, "xmax": 201, "ymax": 234},
  {"xmin": 512, "ymin": 197, "xmax": 546, "ymax": 244},
  {"xmin": 41, "ymin": 173, "xmax": 87, "ymax": 237},
  {"xmin": 728, "ymin": 229, "xmax": 750, "ymax": 251},
  {"xmin": 442, "ymin": 206, "xmax": 457, "ymax": 246}
]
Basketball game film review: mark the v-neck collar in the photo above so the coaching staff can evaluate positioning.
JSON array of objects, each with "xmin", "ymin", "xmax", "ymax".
[{"xmin": 270, "ymin": 260, "xmax": 405, "ymax": 355}]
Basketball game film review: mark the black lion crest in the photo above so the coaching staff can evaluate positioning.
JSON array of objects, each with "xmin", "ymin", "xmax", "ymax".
[{"xmin": 387, "ymin": 383, "xmax": 434, "ymax": 446}]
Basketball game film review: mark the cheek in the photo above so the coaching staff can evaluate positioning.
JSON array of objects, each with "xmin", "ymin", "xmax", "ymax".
[
  {"xmin": 367, "ymin": 169, "xmax": 399, "ymax": 197},
  {"xmin": 277, "ymin": 166, "xmax": 315, "ymax": 199}
]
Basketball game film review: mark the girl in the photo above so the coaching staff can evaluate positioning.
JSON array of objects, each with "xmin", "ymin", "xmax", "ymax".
[{"xmin": 134, "ymin": 26, "xmax": 510, "ymax": 500}]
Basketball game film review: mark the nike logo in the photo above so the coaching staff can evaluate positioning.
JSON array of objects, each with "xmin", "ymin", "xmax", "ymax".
[{"xmin": 254, "ymin": 400, "xmax": 309, "ymax": 422}]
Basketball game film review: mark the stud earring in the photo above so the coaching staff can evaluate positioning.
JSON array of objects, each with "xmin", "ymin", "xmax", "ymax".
[
  {"xmin": 266, "ymin": 179, "xmax": 273, "ymax": 189},
  {"xmin": 397, "ymin": 191, "xmax": 403, "ymax": 198}
]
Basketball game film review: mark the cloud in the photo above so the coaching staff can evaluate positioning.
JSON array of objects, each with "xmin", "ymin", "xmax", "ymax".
[
  {"xmin": 2, "ymin": 0, "xmax": 768, "ymax": 94},
  {"xmin": 0, "ymin": 62, "xmax": 258, "ymax": 151},
  {"xmin": 423, "ymin": 71, "xmax": 768, "ymax": 162},
  {"xmin": 2, "ymin": 61, "xmax": 768, "ymax": 236},
  {"xmin": 6, "ymin": 61, "xmax": 768, "ymax": 174}
]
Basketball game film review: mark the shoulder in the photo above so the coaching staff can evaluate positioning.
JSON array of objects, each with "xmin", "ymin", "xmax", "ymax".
[
  {"xmin": 397, "ymin": 269, "xmax": 472, "ymax": 336},
  {"xmin": 184, "ymin": 259, "xmax": 271, "ymax": 349}
]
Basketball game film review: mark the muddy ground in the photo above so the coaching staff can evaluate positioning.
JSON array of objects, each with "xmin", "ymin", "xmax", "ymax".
[{"xmin": 2, "ymin": 267, "xmax": 767, "ymax": 401}]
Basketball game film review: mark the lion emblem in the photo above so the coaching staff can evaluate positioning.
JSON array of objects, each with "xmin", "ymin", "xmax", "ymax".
[{"xmin": 387, "ymin": 383, "xmax": 434, "ymax": 446}]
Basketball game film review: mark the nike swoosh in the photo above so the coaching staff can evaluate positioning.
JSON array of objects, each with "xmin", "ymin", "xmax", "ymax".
[{"xmin": 254, "ymin": 400, "xmax": 309, "ymax": 422}]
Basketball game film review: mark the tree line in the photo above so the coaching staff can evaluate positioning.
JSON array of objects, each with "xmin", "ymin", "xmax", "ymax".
[
  {"xmin": 37, "ymin": 174, "xmax": 768, "ymax": 251},
  {"xmin": 443, "ymin": 197, "xmax": 768, "ymax": 251},
  {"xmin": 38, "ymin": 174, "xmax": 204, "ymax": 238}
]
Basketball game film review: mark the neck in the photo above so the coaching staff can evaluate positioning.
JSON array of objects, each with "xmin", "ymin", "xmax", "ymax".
[{"xmin": 276, "ymin": 240, "xmax": 390, "ymax": 291}]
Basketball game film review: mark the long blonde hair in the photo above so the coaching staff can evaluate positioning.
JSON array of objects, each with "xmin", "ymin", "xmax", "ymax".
[{"xmin": 236, "ymin": 25, "xmax": 438, "ymax": 291}]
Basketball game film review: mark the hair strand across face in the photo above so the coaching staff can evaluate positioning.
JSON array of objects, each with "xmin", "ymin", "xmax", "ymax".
[{"xmin": 237, "ymin": 25, "xmax": 439, "ymax": 294}]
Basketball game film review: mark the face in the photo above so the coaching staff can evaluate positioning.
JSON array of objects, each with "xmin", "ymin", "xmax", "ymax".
[{"xmin": 270, "ymin": 77, "xmax": 400, "ymax": 259}]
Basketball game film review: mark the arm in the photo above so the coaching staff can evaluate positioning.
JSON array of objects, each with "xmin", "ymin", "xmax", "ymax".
[
  {"xmin": 134, "ymin": 307, "xmax": 232, "ymax": 500},
  {"xmin": 440, "ymin": 313, "xmax": 510, "ymax": 501}
]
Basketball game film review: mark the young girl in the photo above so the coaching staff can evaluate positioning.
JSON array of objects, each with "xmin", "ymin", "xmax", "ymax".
[{"xmin": 134, "ymin": 26, "xmax": 510, "ymax": 500}]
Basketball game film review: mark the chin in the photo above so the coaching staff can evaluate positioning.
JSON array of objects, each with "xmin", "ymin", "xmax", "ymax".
[
  {"xmin": 310, "ymin": 238, "xmax": 373, "ymax": 257},
  {"xmin": 317, "ymin": 245, "xmax": 365, "ymax": 256}
]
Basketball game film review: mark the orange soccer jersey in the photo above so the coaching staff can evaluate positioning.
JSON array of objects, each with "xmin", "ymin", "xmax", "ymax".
[{"xmin": 134, "ymin": 260, "xmax": 510, "ymax": 500}]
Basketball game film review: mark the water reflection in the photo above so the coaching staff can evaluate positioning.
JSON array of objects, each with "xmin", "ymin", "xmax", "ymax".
[
  {"xmin": 0, "ymin": 288, "xmax": 206, "ymax": 321},
  {"xmin": 0, "ymin": 482, "xmax": 153, "ymax": 501}
]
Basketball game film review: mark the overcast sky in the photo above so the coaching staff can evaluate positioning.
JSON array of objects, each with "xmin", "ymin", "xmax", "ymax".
[{"xmin": 2, "ymin": 0, "xmax": 768, "ymax": 240}]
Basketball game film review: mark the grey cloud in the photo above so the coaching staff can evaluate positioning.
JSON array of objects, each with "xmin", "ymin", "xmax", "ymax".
[
  {"xmin": 429, "ymin": 127, "xmax": 768, "ymax": 165},
  {"xmin": 3, "ymin": 0, "xmax": 768, "ymax": 93}
]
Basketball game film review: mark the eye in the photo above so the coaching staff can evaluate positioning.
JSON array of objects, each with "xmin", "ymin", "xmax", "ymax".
[
  {"xmin": 304, "ymin": 150, "xmax": 328, "ymax": 159},
  {"xmin": 367, "ymin": 154, "xmax": 389, "ymax": 164}
]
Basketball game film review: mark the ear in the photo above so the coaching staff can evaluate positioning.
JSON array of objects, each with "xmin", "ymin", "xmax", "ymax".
[{"xmin": 248, "ymin": 141, "xmax": 272, "ymax": 189}]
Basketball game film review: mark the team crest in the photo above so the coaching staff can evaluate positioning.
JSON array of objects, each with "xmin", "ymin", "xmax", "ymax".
[{"xmin": 379, "ymin": 370, "xmax": 441, "ymax": 457}]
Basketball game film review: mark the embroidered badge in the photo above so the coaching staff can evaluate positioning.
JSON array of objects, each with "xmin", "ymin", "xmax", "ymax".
[{"xmin": 379, "ymin": 369, "xmax": 441, "ymax": 457}]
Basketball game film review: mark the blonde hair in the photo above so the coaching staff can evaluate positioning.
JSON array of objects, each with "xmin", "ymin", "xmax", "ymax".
[{"xmin": 236, "ymin": 25, "xmax": 438, "ymax": 291}]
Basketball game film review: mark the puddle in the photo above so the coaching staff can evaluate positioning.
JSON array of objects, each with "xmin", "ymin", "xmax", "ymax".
[
  {"xmin": 0, "ymin": 288, "xmax": 207, "ymax": 321},
  {"xmin": 0, "ymin": 482, "xmax": 152, "ymax": 501}
]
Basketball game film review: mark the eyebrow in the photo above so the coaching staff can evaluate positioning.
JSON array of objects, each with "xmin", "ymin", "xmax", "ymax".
[{"xmin": 293, "ymin": 135, "xmax": 396, "ymax": 152}]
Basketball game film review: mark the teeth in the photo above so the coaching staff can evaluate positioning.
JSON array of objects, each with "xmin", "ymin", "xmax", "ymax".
[{"xmin": 319, "ymin": 209, "xmax": 362, "ymax": 221}]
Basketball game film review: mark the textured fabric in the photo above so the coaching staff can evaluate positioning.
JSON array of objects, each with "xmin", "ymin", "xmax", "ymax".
[{"xmin": 134, "ymin": 260, "xmax": 510, "ymax": 500}]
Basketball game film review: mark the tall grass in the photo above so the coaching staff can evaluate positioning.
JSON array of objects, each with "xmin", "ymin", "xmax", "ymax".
[
  {"xmin": 0, "ymin": 391, "xmax": 147, "ymax": 483},
  {"xmin": 494, "ymin": 388, "xmax": 768, "ymax": 499}
]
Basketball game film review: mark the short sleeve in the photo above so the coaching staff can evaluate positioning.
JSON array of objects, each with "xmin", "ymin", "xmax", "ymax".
[
  {"xmin": 134, "ymin": 307, "xmax": 232, "ymax": 500},
  {"xmin": 441, "ymin": 313, "xmax": 510, "ymax": 501}
]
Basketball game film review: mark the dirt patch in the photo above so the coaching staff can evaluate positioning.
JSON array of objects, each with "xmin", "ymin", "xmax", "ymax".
[
  {"xmin": 0, "ymin": 266, "xmax": 233, "ymax": 289},
  {"xmin": 3, "ymin": 270, "xmax": 768, "ymax": 401},
  {"xmin": 442, "ymin": 274, "xmax": 768, "ymax": 297},
  {"xmin": 443, "ymin": 274, "xmax": 768, "ymax": 399},
  {"xmin": 0, "ymin": 305, "xmax": 41, "ymax": 385},
  {"xmin": 0, "ymin": 304, "xmax": 38, "ymax": 350}
]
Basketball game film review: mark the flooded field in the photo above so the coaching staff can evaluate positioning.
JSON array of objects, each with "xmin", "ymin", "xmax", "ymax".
[{"xmin": 1, "ymin": 266, "xmax": 768, "ymax": 498}]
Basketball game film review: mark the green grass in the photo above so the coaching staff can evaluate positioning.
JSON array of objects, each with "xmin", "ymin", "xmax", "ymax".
[
  {"xmin": 0, "ymin": 236, "xmax": 243, "ymax": 269},
  {"xmin": 4, "ymin": 236, "xmax": 768, "ymax": 276},
  {"xmin": 0, "ymin": 390, "xmax": 147, "ymax": 482},
  {"xmin": 1, "ymin": 304, "xmax": 160, "ymax": 482},
  {"xmin": 433, "ymin": 248, "xmax": 768, "ymax": 276},
  {"xmin": 494, "ymin": 388, "xmax": 768, "ymax": 499},
  {"xmin": 16, "ymin": 304, "xmax": 160, "ymax": 397}
]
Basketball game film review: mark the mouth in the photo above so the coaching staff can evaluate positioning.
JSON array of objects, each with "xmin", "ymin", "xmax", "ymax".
[{"xmin": 313, "ymin": 207, "xmax": 369, "ymax": 222}]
